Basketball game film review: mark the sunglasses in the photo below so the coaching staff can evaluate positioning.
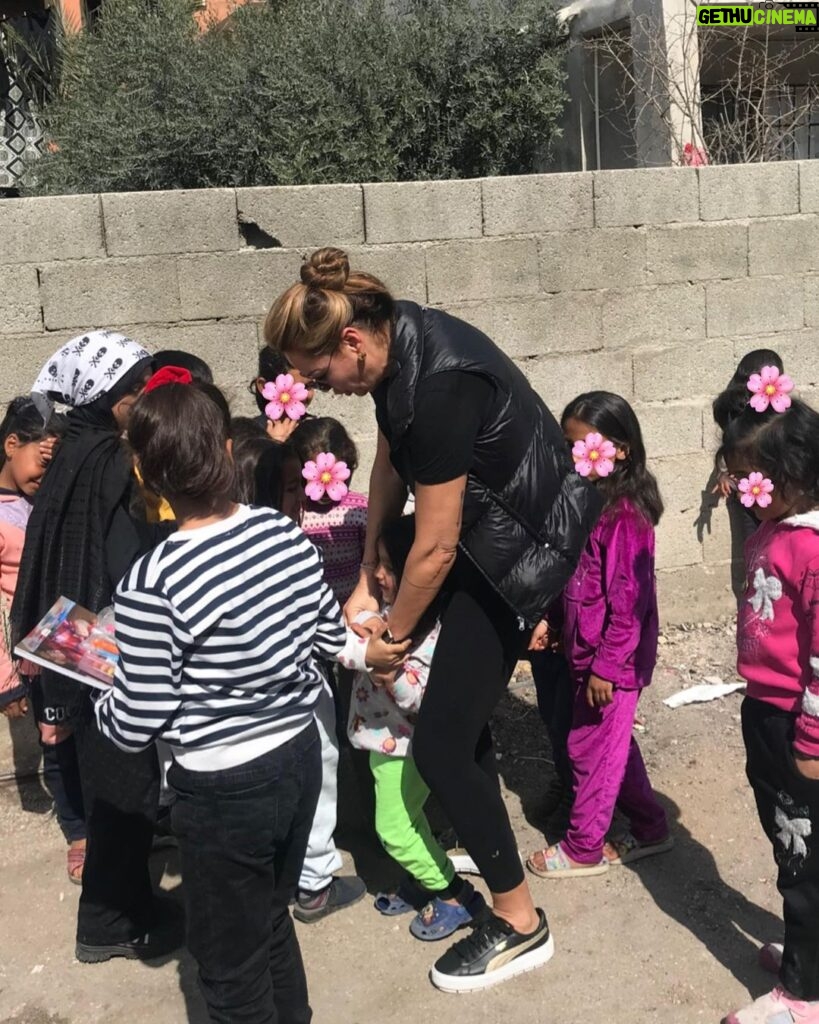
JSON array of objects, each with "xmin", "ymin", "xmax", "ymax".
[{"xmin": 304, "ymin": 351, "xmax": 335, "ymax": 393}]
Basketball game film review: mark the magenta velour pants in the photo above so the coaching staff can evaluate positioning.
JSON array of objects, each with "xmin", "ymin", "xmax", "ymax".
[{"xmin": 561, "ymin": 684, "xmax": 668, "ymax": 865}]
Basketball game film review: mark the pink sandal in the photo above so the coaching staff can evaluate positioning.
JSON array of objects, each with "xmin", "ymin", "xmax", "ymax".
[{"xmin": 67, "ymin": 843, "xmax": 86, "ymax": 886}]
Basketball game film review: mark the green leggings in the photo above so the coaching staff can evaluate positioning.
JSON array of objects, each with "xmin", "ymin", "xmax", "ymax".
[{"xmin": 370, "ymin": 751, "xmax": 455, "ymax": 893}]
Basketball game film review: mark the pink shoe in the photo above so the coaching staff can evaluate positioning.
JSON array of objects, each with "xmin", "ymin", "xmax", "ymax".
[
  {"xmin": 722, "ymin": 986, "xmax": 819, "ymax": 1023},
  {"xmin": 758, "ymin": 943, "xmax": 784, "ymax": 975}
]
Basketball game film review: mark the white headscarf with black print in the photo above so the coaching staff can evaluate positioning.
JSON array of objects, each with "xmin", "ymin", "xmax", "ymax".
[{"xmin": 30, "ymin": 330, "xmax": 151, "ymax": 419}]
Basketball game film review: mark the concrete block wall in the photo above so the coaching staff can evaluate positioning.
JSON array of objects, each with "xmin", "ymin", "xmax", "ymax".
[{"xmin": 1, "ymin": 164, "xmax": 817, "ymax": 633}]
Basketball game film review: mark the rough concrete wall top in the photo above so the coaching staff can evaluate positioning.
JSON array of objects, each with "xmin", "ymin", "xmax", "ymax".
[{"xmin": 2, "ymin": 162, "xmax": 817, "ymax": 625}]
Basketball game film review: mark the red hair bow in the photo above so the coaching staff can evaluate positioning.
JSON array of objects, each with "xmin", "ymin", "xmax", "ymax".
[{"xmin": 143, "ymin": 366, "xmax": 193, "ymax": 394}]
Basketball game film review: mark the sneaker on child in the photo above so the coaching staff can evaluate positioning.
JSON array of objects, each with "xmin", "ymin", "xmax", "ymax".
[
  {"xmin": 722, "ymin": 985, "xmax": 819, "ymax": 1024},
  {"xmin": 429, "ymin": 908, "xmax": 554, "ymax": 993},
  {"xmin": 294, "ymin": 875, "xmax": 366, "ymax": 924}
]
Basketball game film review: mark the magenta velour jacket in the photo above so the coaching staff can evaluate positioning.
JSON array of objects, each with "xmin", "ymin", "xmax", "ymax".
[{"xmin": 561, "ymin": 498, "xmax": 659, "ymax": 690}]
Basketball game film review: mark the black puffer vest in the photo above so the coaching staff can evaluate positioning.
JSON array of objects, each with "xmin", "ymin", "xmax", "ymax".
[{"xmin": 377, "ymin": 301, "xmax": 603, "ymax": 626}]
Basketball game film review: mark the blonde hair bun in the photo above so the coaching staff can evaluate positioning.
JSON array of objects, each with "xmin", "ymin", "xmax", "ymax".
[{"xmin": 301, "ymin": 247, "xmax": 350, "ymax": 291}]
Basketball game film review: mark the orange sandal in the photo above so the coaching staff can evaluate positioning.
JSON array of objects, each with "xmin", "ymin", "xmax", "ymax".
[{"xmin": 67, "ymin": 841, "xmax": 86, "ymax": 885}]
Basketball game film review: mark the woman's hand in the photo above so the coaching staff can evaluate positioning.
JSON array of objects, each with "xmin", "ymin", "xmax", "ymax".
[
  {"xmin": 1, "ymin": 697, "xmax": 28, "ymax": 719},
  {"xmin": 344, "ymin": 573, "xmax": 381, "ymax": 628},
  {"xmin": 794, "ymin": 751, "xmax": 819, "ymax": 780},
  {"xmin": 586, "ymin": 674, "xmax": 614, "ymax": 709},
  {"xmin": 39, "ymin": 436, "xmax": 58, "ymax": 466},
  {"xmin": 266, "ymin": 417, "xmax": 300, "ymax": 443}
]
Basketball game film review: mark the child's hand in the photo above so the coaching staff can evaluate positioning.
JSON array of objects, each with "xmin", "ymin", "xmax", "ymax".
[
  {"xmin": 266, "ymin": 417, "xmax": 300, "ymax": 443},
  {"xmin": 344, "ymin": 575, "xmax": 381, "ymax": 628},
  {"xmin": 365, "ymin": 629, "xmax": 412, "ymax": 672},
  {"xmin": 39, "ymin": 436, "xmax": 58, "ymax": 465},
  {"xmin": 1, "ymin": 697, "xmax": 29, "ymax": 719},
  {"xmin": 794, "ymin": 751, "xmax": 819, "ymax": 780},
  {"xmin": 528, "ymin": 620, "xmax": 550, "ymax": 651},
  {"xmin": 586, "ymin": 674, "xmax": 614, "ymax": 709},
  {"xmin": 370, "ymin": 668, "xmax": 397, "ymax": 688},
  {"xmin": 711, "ymin": 471, "xmax": 735, "ymax": 499}
]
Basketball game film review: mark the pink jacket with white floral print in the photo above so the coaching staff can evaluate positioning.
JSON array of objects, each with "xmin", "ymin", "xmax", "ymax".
[{"xmin": 738, "ymin": 511, "xmax": 819, "ymax": 757}]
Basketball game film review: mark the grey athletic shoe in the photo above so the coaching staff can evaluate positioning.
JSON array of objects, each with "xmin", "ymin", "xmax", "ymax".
[{"xmin": 294, "ymin": 875, "xmax": 367, "ymax": 923}]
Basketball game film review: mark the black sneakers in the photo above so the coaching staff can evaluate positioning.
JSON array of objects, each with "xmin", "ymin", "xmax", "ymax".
[
  {"xmin": 294, "ymin": 875, "xmax": 367, "ymax": 923},
  {"xmin": 430, "ymin": 908, "xmax": 554, "ymax": 993}
]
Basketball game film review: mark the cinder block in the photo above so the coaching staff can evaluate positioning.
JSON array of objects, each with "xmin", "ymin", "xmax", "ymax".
[
  {"xmin": 482, "ymin": 173, "xmax": 593, "ymax": 235},
  {"xmin": 1, "ymin": 266, "xmax": 41, "ymax": 333},
  {"xmin": 307, "ymin": 389, "xmax": 379, "ymax": 449},
  {"xmin": 806, "ymin": 276, "xmax": 819, "ymax": 326},
  {"xmin": 114, "ymin": 319, "xmax": 259, "ymax": 390},
  {"xmin": 0, "ymin": 331, "xmax": 74, "ymax": 400},
  {"xmin": 646, "ymin": 223, "xmax": 748, "ymax": 285},
  {"xmin": 702, "ymin": 405, "xmax": 721, "ymax": 455},
  {"xmin": 178, "ymin": 250, "xmax": 302, "ymax": 320},
  {"xmin": 102, "ymin": 189, "xmax": 239, "ymax": 257},
  {"xmin": 40, "ymin": 257, "xmax": 181, "ymax": 330},
  {"xmin": 749, "ymin": 216, "xmax": 819, "ymax": 276},
  {"xmin": 364, "ymin": 180, "xmax": 482, "ymax": 244},
  {"xmin": 653, "ymin": 453, "xmax": 712, "ymax": 569},
  {"xmin": 602, "ymin": 283, "xmax": 705, "ymax": 348},
  {"xmin": 635, "ymin": 401, "xmax": 707, "ymax": 459},
  {"xmin": 0, "ymin": 194, "xmax": 104, "ymax": 265},
  {"xmin": 801, "ymin": 160, "xmax": 819, "ymax": 214},
  {"xmin": 733, "ymin": 330, "xmax": 819, "ymax": 388},
  {"xmin": 442, "ymin": 294, "xmax": 602, "ymax": 359},
  {"xmin": 656, "ymin": 562, "xmax": 734, "ymax": 625},
  {"xmin": 699, "ymin": 162, "xmax": 800, "ymax": 221},
  {"xmin": 522, "ymin": 349, "xmax": 633, "ymax": 417},
  {"xmin": 594, "ymin": 168, "xmax": 699, "ymax": 227},
  {"xmin": 342, "ymin": 245, "xmax": 427, "ymax": 303},
  {"xmin": 538, "ymin": 228, "xmax": 645, "ymax": 291},
  {"xmin": 706, "ymin": 277, "xmax": 804, "ymax": 337},
  {"xmin": 633, "ymin": 340, "xmax": 736, "ymax": 402},
  {"xmin": 702, "ymin": 491, "xmax": 746, "ymax": 572},
  {"xmin": 426, "ymin": 239, "xmax": 539, "ymax": 304},
  {"xmin": 236, "ymin": 184, "xmax": 364, "ymax": 247}
]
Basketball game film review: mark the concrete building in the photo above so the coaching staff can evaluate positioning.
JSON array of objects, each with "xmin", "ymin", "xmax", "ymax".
[{"xmin": 553, "ymin": 0, "xmax": 819, "ymax": 170}]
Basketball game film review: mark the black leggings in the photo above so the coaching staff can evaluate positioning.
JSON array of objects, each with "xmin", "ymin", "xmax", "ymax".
[{"xmin": 412, "ymin": 558, "xmax": 525, "ymax": 894}]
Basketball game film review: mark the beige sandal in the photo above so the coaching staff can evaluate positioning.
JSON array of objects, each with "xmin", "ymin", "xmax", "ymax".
[{"xmin": 526, "ymin": 843, "xmax": 609, "ymax": 878}]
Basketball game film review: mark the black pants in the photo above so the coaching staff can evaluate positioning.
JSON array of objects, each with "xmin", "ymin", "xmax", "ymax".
[
  {"xmin": 28, "ymin": 680, "xmax": 86, "ymax": 843},
  {"xmin": 412, "ymin": 558, "xmax": 525, "ymax": 894},
  {"xmin": 169, "ymin": 723, "xmax": 321, "ymax": 1024},
  {"xmin": 74, "ymin": 705, "xmax": 160, "ymax": 945},
  {"xmin": 742, "ymin": 696, "xmax": 819, "ymax": 1000},
  {"xmin": 529, "ymin": 650, "xmax": 574, "ymax": 790}
]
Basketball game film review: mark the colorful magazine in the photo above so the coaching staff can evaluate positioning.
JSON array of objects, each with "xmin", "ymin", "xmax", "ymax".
[{"xmin": 14, "ymin": 596, "xmax": 118, "ymax": 691}]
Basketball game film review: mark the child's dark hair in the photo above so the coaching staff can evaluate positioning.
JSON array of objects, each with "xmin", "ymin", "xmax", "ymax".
[
  {"xmin": 233, "ymin": 435, "xmax": 290, "ymax": 509},
  {"xmin": 154, "ymin": 349, "xmax": 214, "ymax": 384},
  {"xmin": 561, "ymin": 391, "xmax": 663, "ymax": 525},
  {"xmin": 128, "ymin": 382, "xmax": 234, "ymax": 510},
  {"xmin": 251, "ymin": 348, "xmax": 291, "ymax": 413},
  {"xmin": 230, "ymin": 416, "xmax": 268, "ymax": 443},
  {"xmin": 378, "ymin": 515, "xmax": 440, "ymax": 638},
  {"xmin": 0, "ymin": 397, "xmax": 64, "ymax": 468},
  {"xmin": 713, "ymin": 349, "xmax": 784, "ymax": 432},
  {"xmin": 291, "ymin": 417, "xmax": 358, "ymax": 478},
  {"xmin": 717, "ymin": 399, "xmax": 819, "ymax": 509}
]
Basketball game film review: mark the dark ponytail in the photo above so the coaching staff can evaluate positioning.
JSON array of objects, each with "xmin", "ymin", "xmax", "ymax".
[{"xmin": 0, "ymin": 397, "xmax": 64, "ymax": 469}]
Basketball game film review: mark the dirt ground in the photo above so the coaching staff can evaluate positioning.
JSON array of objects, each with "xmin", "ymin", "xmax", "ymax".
[{"xmin": 0, "ymin": 617, "xmax": 785, "ymax": 1024}]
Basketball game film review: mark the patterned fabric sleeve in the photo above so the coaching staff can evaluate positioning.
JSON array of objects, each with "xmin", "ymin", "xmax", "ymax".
[{"xmin": 794, "ymin": 559, "xmax": 819, "ymax": 758}]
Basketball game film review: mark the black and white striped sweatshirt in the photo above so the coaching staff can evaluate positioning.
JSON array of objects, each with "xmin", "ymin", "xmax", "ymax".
[{"xmin": 95, "ymin": 504, "xmax": 346, "ymax": 770}]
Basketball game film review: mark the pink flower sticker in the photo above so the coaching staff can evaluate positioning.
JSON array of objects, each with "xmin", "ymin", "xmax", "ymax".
[
  {"xmin": 261, "ymin": 373, "xmax": 309, "ymax": 421},
  {"xmin": 747, "ymin": 366, "xmax": 794, "ymax": 413},
  {"xmin": 302, "ymin": 452, "xmax": 351, "ymax": 503},
  {"xmin": 738, "ymin": 472, "xmax": 774, "ymax": 509},
  {"xmin": 571, "ymin": 432, "xmax": 617, "ymax": 478}
]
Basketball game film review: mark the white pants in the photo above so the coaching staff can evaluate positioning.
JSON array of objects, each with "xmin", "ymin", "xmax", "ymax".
[{"xmin": 298, "ymin": 680, "xmax": 343, "ymax": 892}]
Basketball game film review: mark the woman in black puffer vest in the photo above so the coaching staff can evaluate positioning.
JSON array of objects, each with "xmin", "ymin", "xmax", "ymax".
[{"xmin": 265, "ymin": 248, "xmax": 601, "ymax": 995}]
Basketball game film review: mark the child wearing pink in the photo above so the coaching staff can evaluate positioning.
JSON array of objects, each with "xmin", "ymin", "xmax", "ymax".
[
  {"xmin": 301, "ymin": 490, "xmax": 368, "ymax": 607},
  {"xmin": 718, "ymin": 388, "xmax": 819, "ymax": 1024}
]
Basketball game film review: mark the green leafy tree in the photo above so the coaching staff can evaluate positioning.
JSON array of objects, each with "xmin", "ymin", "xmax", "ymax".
[{"xmin": 26, "ymin": 0, "xmax": 567, "ymax": 194}]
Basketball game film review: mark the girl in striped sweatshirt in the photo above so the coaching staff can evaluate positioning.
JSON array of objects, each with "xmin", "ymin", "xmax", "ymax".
[{"xmin": 96, "ymin": 380, "xmax": 405, "ymax": 1024}]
